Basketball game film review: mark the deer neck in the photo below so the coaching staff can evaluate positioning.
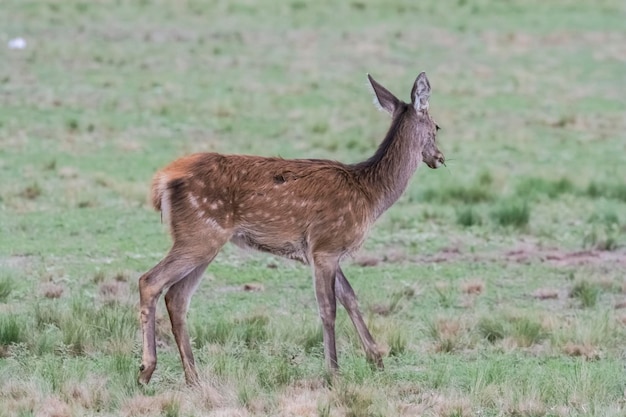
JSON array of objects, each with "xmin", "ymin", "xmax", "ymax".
[{"xmin": 355, "ymin": 109, "xmax": 422, "ymax": 219}]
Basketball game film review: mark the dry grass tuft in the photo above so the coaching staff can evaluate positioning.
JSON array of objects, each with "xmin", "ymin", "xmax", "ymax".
[
  {"xmin": 206, "ymin": 408, "xmax": 251, "ymax": 417},
  {"xmin": 242, "ymin": 283, "xmax": 264, "ymax": 292},
  {"xmin": 421, "ymin": 391, "xmax": 473, "ymax": 417},
  {"xmin": 562, "ymin": 342, "xmax": 600, "ymax": 360},
  {"xmin": 354, "ymin": 255, "xmax": 380, "ymax": 267},
  {"xmin": 277, "ymin": 386, "xmax": 328, "ymax": 417},
  {"xmin": 99, "ymin": 280, "xmax": 131, "ymax": 305},
  {"xmin": 595, "ymin": 276, "xmax": 617, "ymax": 291},
  {"xmin": 121, "ymin": 395, "xmax": 160, "ymax": 417},
  {"xmin": 93, "ymin": 270, "xmax": 106, "ymax": 283},
  {"xmin": 36, "ymin": 395, "xmax": 71, "ymax": 417},
  {"xmin": 507, "ymin": 399, "xmax": 547, "ymax": 417},
  {"xmin": 429, "ymin": 317, "xmax": 465, "ymax": 353},
  {"xmin": 532, "ymin": 288, "xmax": 559, "ymax": 300},
  {"xmin": 188, "ymin": 376, "xmax": 230, "ymax": 412},
  {"xmin": 370, "ymin": 303, "xmax": 393, "ymax": 316},
  {"xmin": 155, "ymin": 312, "xmax": 174, "ymax": 348},
  {"xmin": 460, "ymin": 279, "xmax": 484, "ymax": 295},
  {"xmin": 435, "ymin": 318, "xmax": 462, "ymax": 339},
  {"xmin": 40, "ymin": 282, "xmax": 64, "ymax": 299},
  {"xmin": 332, "ymin": 384, "xmax": 388, "ymax": 417},
  {"xmin": 114, "ymin": 271, "xmax": 130, "ymax": 282},
  {"xmin": 121, "ymin": 392, "xmax": 180, "ymax": 417},
  {"xmin": 58, "ymin": 166, "xmax": 79, "ymax": 179},
  {"xmin": 369, "ymin": 285, "xmax": 416, "ymax": 317},
  {"xmin": 62, "ymin": 376, "xmax": 110, "ymax": 410},
  {"xmin": 0, "ymin": 379, "xmax": 41, "ymax": 415},
  {"xmin": 19, "ymin": 183, "xmax": 42, "ymax": 200}
]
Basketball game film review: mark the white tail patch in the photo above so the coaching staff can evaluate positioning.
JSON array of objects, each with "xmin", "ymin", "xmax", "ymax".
[{"xmin": 156, "ymin": 175, "xmax": 172, "ymax": 233}]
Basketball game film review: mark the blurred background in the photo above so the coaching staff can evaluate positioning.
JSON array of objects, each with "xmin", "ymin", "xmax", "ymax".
[{"xmin": 1, "ymin": 1, "xmax": 625, "ymax": 416}]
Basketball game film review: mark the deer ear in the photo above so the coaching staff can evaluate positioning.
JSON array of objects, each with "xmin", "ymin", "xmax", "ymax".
[
  {"xmin": 411, "ymin": 72, "xmax": 431, "ymax": 111},
  {"xmin": 367, "ymin": 74, "xmax": 399, "ymax": 115}
]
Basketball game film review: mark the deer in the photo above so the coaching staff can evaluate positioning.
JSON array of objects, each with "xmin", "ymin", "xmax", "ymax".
[{"xmin": 137, "ymin": 72, "xmax": 445, "ymax": 385}]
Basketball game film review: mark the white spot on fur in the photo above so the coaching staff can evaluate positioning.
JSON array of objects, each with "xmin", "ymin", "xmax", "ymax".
[
  {"xmin": 205, "ymin": 217, "xmax": 223, "ymax": 230},
  {"xmin": 209, "ymin": 203, "xmax": 218, "ymax": 210},
  {"xmin": 188, "ymin": 194, "xmax": 200, "ymax": 209},
  {"xmin": 203, "ymin": 197, "xmax": 208, "ymax": 204}
]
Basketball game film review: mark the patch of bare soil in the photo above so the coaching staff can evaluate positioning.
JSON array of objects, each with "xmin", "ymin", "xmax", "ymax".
[
  {"xmin": 0, "ymin": 255, "xmax": 35, "ymax": 269},
  {"xmin": 504, "ymin": 247, "xmax": 626, "ymax": 267},
  {"xmin": 354, "ymin": 244, "xmax": 626, "ymax": 268}
]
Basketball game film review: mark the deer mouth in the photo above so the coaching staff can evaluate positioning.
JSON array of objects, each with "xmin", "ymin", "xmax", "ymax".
[{"xmin": 425, "ymin": 154, "xmax": 445, "ymax": 169}]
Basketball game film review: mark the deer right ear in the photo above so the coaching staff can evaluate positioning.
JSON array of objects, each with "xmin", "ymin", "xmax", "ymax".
[
  {"xmin": 367, "ymin": 74, "xmax": 399, "ymax": 115},
  {"xmin": 411, "ymin": 72, "xmax": 431, "ymax": 111}
]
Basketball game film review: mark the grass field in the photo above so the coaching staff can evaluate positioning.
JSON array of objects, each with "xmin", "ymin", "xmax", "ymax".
[{"xmin": 1, "ymin": 0, "xmax": 626, "ymax": 416}]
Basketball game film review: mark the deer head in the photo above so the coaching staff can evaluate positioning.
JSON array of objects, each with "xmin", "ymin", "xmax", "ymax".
[{"xmin": 368, "ymin": 72, "xmax": 444, "ymax": 169}]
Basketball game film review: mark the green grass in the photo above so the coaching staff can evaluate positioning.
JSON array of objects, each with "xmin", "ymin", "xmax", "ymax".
[
  {"xmin": 0, "ymin": 315, "xmax": 25, "ymax": 346},
  {"xmin": 570, "ymin": 280, "xmax": 601, "ymax": 309},
  {"xmin": 456, "ymin": 206, "xmax": 483, "ymax": 227},
  {"xmin": 490, "ymin": 199, "xmax": 531, "ymax": 228},
  {"xmin": 1, "ymin": 0, "xmax": 626, "ymax": 415},
  {"xmin": 0, "ymin": 273, "xmax": 15, "ymax": 302}
]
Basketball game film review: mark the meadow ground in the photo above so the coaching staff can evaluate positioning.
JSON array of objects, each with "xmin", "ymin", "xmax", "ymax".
[{"xmin": 1, "ymin": 0, "xmax": 626, "ymax": 416}]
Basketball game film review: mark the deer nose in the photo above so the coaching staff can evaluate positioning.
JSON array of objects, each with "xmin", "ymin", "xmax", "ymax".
[{"xmin": 437, "ymin": 153, "xmax": 445, "ymax": 167}]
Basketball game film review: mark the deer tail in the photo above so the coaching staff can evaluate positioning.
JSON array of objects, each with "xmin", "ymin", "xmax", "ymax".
[{"xmin": 150, "ymin": 172, "xmax": 172, "ymax": 229}]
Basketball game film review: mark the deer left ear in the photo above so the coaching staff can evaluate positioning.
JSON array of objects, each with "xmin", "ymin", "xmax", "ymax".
[
  {"xmin": 367, "ymin": 74, "xmax": 400, "ymax": 115},
  {"xmin": 411, "ymin": 72, "xmax": 431, "ymax": 111}
]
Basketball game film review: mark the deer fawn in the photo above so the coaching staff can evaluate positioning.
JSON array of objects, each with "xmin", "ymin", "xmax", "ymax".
[{"xmin": 138, "ymin": 72, "xmax": 444, "ymax": 385}]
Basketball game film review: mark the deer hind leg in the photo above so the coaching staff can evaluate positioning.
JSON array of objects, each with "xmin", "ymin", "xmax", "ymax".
[
  {"xmin": 164, "ymin": 261, "xmax": 209, "ymax": 385},
  {"xmin": 312, "ymin": 255, "xmax": 339, "ymax": 372},
  {"xmin": 138, "ymin": 236, "xmax": 226, "ymax": 385},
  {"xmin": 138, "ymin": 253, "xmax": 196, "ymax": 385},
  {"xmin": 335, "ymin": 267, "xmax": 383, "ymax": 369}
]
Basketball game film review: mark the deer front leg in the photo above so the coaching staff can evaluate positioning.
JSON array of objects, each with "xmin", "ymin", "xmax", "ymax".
[
  {"xmin": 313, "ymin": 256, "xmax": 339, "ymax": 372},
  {"xmin": 164, "ymin": 262, "xmax": 209, "ymax": 386},
  {"xmin": 335, "ymin": 267, "xmax": 383, "ymax": 369}
]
